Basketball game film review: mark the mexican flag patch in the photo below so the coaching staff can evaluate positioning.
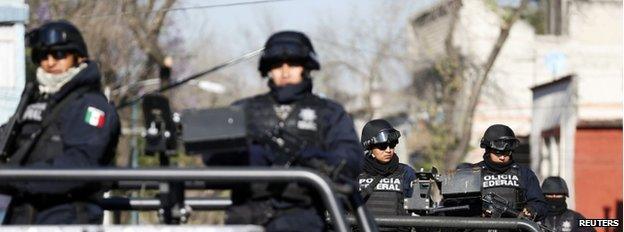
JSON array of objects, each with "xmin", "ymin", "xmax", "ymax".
[{"xmin": 84, "ymin": 106, "xmax": 105, "ymax": 128}]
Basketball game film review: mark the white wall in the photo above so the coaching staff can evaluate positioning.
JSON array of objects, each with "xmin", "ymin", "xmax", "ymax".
[
  {"xmin": 0, "ymin": 1, "xmax": 28, "ymax": 124},
  {"xmin": 409, "ymin": 0, "xmax": 623, "ymax": 166},
  {"xmin": 530, "ymin": 77, "xmax": 577, "ymax": 207},
  {"xmin": 568, "ymin": 0, "xmax": 623, "ymax": 121},
  {"xmin": 409, "ymin": 0, "xmax": 548, "ymax": 163},
  {"xmin": 527, "ymin": 0, "xmax": 623, "ymax": 209}
]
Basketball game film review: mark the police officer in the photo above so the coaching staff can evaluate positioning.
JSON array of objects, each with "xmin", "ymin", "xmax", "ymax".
[
  {"xmin": 0, "ymin": 20, "xmax": 120, "ymax": 224},
  {"xmin": 222, "ymin": 31, "xmax": 363, "ymax": 231},
  {"xmin": 540, "ymin": 176, "xmax": 595, "ymax": 232},
  {"xmin": 476, "ymin": 124, "xmax": 547, "ymax": 221},
  {"xmin": 358, "ymin": 119, "xmax": 415, "ymax": 232}
]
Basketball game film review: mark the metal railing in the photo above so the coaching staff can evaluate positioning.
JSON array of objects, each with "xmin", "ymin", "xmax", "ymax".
[
  {"xmin": 112, "ymin": 180, "xmax": 207, "ymax": 190},
  {"xmin": 99, "ymin": 197, "xmax": 232, "ymax": 211},
  {"xmin": 1, "ymin": 225, "xmax": 264, "ymax": 232},
  {"xmin": 348, "ymin": 216, "xmax": 542, "ymax": 232},
  {"xmin": 0, "ymin": 168, "xmax": 350, "ymax": 232}
]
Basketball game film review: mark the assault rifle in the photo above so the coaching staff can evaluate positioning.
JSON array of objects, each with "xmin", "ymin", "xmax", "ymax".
[
  {"xmin": 251, "ymin": 125, "xmax": 378, "ymax": 232},
  {"xmin": 0, "ymin": 83, "xmax": 35, "ymax": 162},
  {"xmin": 482, "ymin": 192, "xmax": 554, "ymax": 232},
  {"xmin": 251, "ymin": 125, "xmax": 348, "ymax": 186}
]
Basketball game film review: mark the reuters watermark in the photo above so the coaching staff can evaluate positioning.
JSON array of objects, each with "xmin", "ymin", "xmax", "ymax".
[{"xmin": 578, "ymin": 219, "xmax": 621, "ymax": 228}]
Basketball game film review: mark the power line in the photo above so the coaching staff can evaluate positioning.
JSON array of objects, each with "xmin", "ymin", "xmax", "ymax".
[
  {"xmin": 79, "ymin": 0, "xmax": 298, "ymax": 19},
  {"xmin": 116, "ymin": 48, "xmax": 264, "ymax": 109}
]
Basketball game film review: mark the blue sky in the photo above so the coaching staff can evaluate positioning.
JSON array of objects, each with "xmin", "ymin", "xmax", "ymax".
[
  {"xmin": 164, "ymin": 0, "xmax": 438, "ymax": 95},
  {"xmin": 170, "ymin": 0, "xmax": 438, "ymax": 55}
]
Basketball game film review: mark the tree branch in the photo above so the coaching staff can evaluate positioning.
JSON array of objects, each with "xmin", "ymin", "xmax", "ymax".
[
  {"xmin": 122, "ymin": 0, "xmax": 176, "ymax": 67},
  {"xmin": 149, "ymin": 0, "xmax": 176, "ymax": 38},
  {"xmin": 454, "ymin": 0, "xmax": 531, "ymax": 164}
]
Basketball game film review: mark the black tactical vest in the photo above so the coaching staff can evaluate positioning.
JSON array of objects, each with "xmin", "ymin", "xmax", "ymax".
[
  {"xmin": 480, "ymin": 163, "xmax": 525, "ymax": 211},
  {"xmin": 14, "ymin": 87, "xmax": 95, "ymax": 166},
  {"xmin": 14, "ymin": 100, "xmax": 48, "ymax": 157},
  {"xmin": 244, "ymin": 94, "xmax": 326, "ymax": 151},
  {"xmin": 9, "ymin": 87, "xmax": 106, "ymax": 209},
  {"xmin": 542, "ymin": 210, "xmax": 578, "ymax": 232},
  {"xmin": 243, "ymin": 94, "xmax": 328, "ymax": 203},
  {"xmin": 358, "ymin": 165, "xmax": 407, "ymax": 216}
]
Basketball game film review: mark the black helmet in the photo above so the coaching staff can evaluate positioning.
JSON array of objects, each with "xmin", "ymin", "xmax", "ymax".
[
  {"xmin": 480, "ymin": 124, "xmax": 519, "ymax": 152},
  {"xmin": 542, "ymin": 176, "xmax": 569, "ymax": 197},
  {"xmin": 27, "ymin": 20, "xmax": 88, "ymax": 64},
  {"xmin": 361, "ymin": 119, "xmax": 401, "ymax": 150},
  {"xmin": 258, "ymin": 31, "xmax": 320, "ymax": 77}
]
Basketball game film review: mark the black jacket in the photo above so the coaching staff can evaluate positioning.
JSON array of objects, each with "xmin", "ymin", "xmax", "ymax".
[
  {"xmin": 214, "ymin": 87, "xmax": 362, "ymax": 231},
  {"xmin": 0, "ymin": 62, "xmax": 120, "ymax": 224},
  {"xmin": 232, "ymin": 92, "xmax": 362, "ymax": 178},
  {"xmin": 477, "ymin": 160, "xmax": 548, "ymax": 221},
  {"xmin": 541, "ymin": 209, "xmax": 596, "ymax": 232},
  {"xmin": 358, "ymin": 163, "xmax": 416, "ymax": 199}
]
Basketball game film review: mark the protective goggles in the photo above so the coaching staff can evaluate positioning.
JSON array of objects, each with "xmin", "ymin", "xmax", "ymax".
[
  {"xmin": 27, "ymin": 27, "xmax": 70, "ymax": 48},
  {"xmin": 363, "ymin": 129, "xmax": 401, "ymax": 148},
  {"xmin": 372, "ymin": 141, "xmax": 398, "ymax": 150},
  {"xmin": 486, "ymin": 137, "xmax": 519, "ymax": 151}
]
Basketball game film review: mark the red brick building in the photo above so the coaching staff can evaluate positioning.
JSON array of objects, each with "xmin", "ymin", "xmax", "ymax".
[
  {"xmin": 532, "ymin": 76, "xmax": 622, "ymax": 232},
  {"xmin": 574, "ymin": 121, "xmax": 622, "ymax": 230}
]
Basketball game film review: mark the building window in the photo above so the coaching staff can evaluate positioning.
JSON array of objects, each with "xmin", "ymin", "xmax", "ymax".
[{"xmin": 540, "ymin": 133, "xmax": 561, "ymax": 176}]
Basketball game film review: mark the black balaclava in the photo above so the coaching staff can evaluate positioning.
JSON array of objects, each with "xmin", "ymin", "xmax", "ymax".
[
  {"xmin": 546, "ymin": 197, "xmax": 567, "ymax": 215},
  {"xmin": 483, "ymin": 151, "xmax": 515, "ymax": 173},
  {"xmin": 363, "ymin": 151, "xmax": 399, "ymax": 176},
  {"xmin": 268, "ymin": 76, "xmax": 313, "ymax": 104}
]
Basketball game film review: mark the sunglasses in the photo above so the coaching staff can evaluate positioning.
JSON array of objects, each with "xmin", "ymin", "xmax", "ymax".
[
  {"xmin": 372, "ymin": 141, "xmax": 398, "ymax": 150},
  {"xmin": 35, "ymin": 49, "xmax": 71, "ymax": 62},
  {"xmin": 491, "ymin": 150, "xmax": 512, "ymax": 157}
]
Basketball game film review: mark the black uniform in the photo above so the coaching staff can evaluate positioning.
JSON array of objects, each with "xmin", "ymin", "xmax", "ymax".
[
  {"xmin": 475, "ymin": 124, "xmax": 547, "ymax": 221},
  {"xmin": 225, "ymin": 81, "xmax": 362, "ymax": 231},
  {"xmin": 218, "ymin": 31, "xmax": 363, "ymax": 232},
  {"xmin": 540, "ymin": 176, "xmax": 595, "ymax": 232},
  {"xmin": 357, "ymin": 119, "xmax": 414, "ymax": 232},
  {"xmin": 476, "ymin": 158, "xmax": 548, "ymax": 221},
  {"xmin": 358, "ymin": 159, "xmax": 415, "ymax": 232},
  {"xmin": 358, "ymin": 160, "xmax": 415, "ymax": 216},
  {"xmin": 0, "ymin": 61, "xmax": 120, "ymax": 224},
  {"xmin": 542, "ymin": 208, "xmax": 595, "ymax": 232}
]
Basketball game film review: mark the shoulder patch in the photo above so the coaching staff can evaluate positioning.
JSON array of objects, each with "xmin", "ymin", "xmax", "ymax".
[{"xmin": 84, "ymin": 106, "xmax": 106, "ymax": 128}]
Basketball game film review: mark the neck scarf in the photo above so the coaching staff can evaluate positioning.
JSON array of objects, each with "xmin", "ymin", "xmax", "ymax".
[
  {"xmin": 546, "ymin": 198, "xmax": 568, "ymax": 215},
  {"xmin": 267, "ymin": 77, "xmax": 313, "ymax": 104},
  {"xmin": 36, "ymin": 63, "xmax": 87, "ymax": 94},
  {"xmin": 483, "ymin": 153, "xmax": 515, "ymax": 173},
  {"xmin": 363, "ymin": 152, "xmax": 400, "ymax": 176}
]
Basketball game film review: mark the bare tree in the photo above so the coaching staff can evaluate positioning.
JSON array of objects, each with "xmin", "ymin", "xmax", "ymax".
[
  {"xmin": 313, "ymin": 2, "xmax": 415, "ymax": 122},
  {"xmin": 121, "ymin": 0, "xmax": 175, "ymax": 81},
  {"xmin": 26, "ymin": 0, "xmax": 183, "ymax": 168},
  {"xmin": 409, "ymin": 0, "xmax": 531, "ymax": 169}
]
